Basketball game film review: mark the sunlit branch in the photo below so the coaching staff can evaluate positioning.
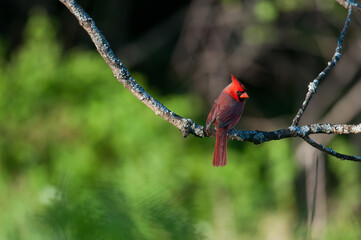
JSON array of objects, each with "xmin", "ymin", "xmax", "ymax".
[
  {"xmin": 224, "ymin": 123, "xmax": 361, "ymax": 145},
  {"xmin": 58, "ymin": 0, "xmax": 201, "ymax": 138},
  {"xmin": 59, "ymin": 0, "xmax": 361, "ymax": 162},
  {"xmin": 336, "ymin": 0, "xmax": 361, "ymax": 11}
]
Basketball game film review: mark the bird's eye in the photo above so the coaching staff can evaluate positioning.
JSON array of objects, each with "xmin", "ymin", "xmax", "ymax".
[
  {"xmin": 236, "ymin": 90, "xmax": 244, "ymax": 96},
  {"xmin": 236, "ymin": 90, "xmax": 246, "ymax": 101}
]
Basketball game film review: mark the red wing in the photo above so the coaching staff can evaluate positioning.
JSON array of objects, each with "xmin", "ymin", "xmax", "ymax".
[
  {"xmin": 206, "ymin": 101, "xmax": 219, "ymax": 130},
  {"xmin": 216, "ymin": 101, "xmax": 244, "ymax": 129}
]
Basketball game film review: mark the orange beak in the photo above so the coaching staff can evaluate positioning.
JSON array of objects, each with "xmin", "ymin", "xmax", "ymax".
[{"xmin": 240, "ymin": 92, "xmax": 249, "ymax": 99}]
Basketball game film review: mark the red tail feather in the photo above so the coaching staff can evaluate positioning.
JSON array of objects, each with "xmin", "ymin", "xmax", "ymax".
[{"xmin": 213, "ymin": 127, "xmax": 228, "ymax": 167}]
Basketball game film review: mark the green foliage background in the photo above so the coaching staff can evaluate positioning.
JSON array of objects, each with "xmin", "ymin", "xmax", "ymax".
[{"xmin": 0, "ymin": 9, "xmax": 360, "ymax": 240}]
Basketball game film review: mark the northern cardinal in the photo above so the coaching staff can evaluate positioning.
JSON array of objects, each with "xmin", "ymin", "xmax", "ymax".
[{"xmin": 206, "ymin": 74, "xmax": 249, "ymax": 167}]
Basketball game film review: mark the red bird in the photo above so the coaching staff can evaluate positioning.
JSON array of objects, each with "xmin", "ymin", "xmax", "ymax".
[{"xmin": 206, "ymin": 74, "xmax": 249, "ymax": 167}]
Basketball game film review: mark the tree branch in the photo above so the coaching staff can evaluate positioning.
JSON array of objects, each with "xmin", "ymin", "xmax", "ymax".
[
  {"xmin": 303, "ymin": 136, "xmax": 361, "ymax": 162},
  {"xmin": 225, "ymin": 123, "xmax": 361, "ymax": 145},
  {"xmin": 336, "ymin": 0, "xmax": 361, "ymax": 12},
  {"xmin": 59, "ymin": 0, "xmax": 361, "ymax": 162},
  {"xmin": 291, "ymin": 7, "xmax": 353, "ymax": 126},
  {"xmin": 58, "ymin": 0, "xmax": 204, "ymax": 138}
]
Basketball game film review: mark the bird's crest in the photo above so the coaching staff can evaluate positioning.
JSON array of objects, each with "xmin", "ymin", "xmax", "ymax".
[{"xmin": 230, "ymin": 74, "xmax": 246, "ymax": 92}]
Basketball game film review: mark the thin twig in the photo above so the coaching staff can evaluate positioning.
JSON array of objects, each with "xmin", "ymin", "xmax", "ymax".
[
  {"xmin": 291, "ymin": 7, "xmax": 353, "ymax": 126},
  {"xmin": 336, "ymin": 0, "xmax": 361, "ymax": 11},
  {"xmin": 308, "ymin": 158, "xmax": 318, "ymax": 234},
  {"xmin": 303, "ymin": 136, "xmax": 361, "ymax": 162},
  {"xmin": 59, "ymin": 0, "xmax": 361, "ymax": 162}
]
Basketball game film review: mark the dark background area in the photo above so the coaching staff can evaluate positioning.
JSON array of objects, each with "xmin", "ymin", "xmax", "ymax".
[{"xmin": 0, "ymin": 0, "xmax": 190, "ymax": 92}]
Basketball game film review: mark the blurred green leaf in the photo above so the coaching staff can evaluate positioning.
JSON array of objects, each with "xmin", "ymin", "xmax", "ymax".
[{"xmin": 254, "ymin": 1, "xmax": 278, "ymax": 22}]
